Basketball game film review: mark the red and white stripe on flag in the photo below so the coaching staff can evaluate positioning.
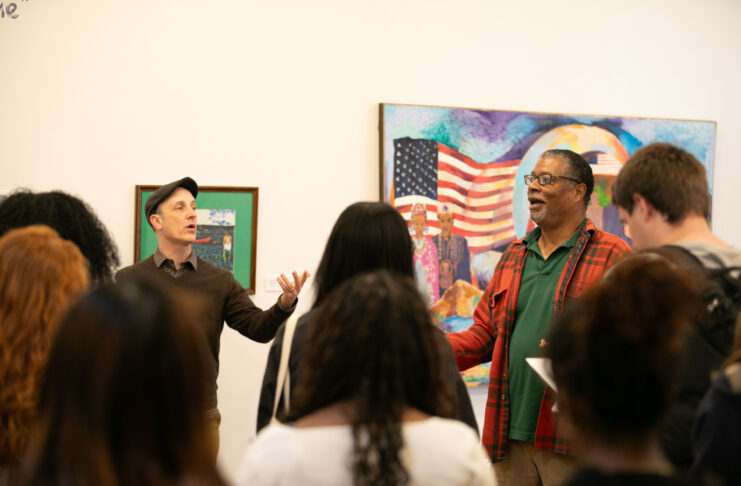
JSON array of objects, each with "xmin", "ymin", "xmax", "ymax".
[{"xmin": 396, "ymin": 143, "xmax": 519, "ymax": 253}]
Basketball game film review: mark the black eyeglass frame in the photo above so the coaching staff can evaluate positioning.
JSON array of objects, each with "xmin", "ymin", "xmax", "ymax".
[{"xmin": 523, "ymin": 173, "xmax": 582, "ymax": 186}]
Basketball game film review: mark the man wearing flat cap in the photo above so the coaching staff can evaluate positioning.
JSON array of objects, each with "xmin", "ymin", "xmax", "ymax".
[{"xmin": 116, "ymin": 177, "xmax": 308, "ymax": 458}]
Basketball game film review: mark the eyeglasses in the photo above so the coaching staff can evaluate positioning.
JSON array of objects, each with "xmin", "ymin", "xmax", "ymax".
[{"xmin": 524, "ymin": 173, "xmax": 582, "ymax": 186}]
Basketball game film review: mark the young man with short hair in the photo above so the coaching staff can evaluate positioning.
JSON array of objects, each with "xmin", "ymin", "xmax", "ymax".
[{"xmin": 612, "ymin": 143, "xmax": 741, "ymax": 471}]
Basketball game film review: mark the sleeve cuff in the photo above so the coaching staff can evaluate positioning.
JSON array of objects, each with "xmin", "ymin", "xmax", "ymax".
[{"xmin": 277, "ymin": 295, "xmax": 297, "ymax": 313}]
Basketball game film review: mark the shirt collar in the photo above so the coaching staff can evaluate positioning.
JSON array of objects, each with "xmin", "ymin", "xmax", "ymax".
[
  {"xmin": 153, "ymin": 248, "xmax": 198, "ymax": 270},
  {"xmin": 523, "ymin": 218, "xmax": 587, "ymax": 252}
]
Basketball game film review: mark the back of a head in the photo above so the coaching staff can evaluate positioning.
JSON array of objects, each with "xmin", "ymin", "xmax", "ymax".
[
  {"xmin": 312, "ymin": 202, "xmax": 414, "ymax": 307},
  {"xmin": 294, "ymin": 270, "xmax": 453, "ymax": 419},
  {"xmin": 289, "ymin": 270, "xmax": 454, "ymax": 485},
  {"xmin": 21, "ymin": 276, "xmax": 222, "ymax": 486},
  {"xmin": 548, "ymin": 255, "xmax": 698, "ymax": 441},
  {"xmin": 0, "ymin": 190, "xmax": 120, "ymax": 285},
  {"xmin": 612, "ymin": 143, "xmax": 709, "ymax": 223},
  {"xmin": 0, "ymin": 225, "xmax": 89, "ymax": 465}
]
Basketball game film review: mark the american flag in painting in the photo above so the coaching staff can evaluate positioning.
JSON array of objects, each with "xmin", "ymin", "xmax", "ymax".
[
  {"xmin": 392, "ymin": 137, "xmax": 518, "ymax": 253},
  {"xmin": 592, "ymin": 152, "xmax": 624, "ymax": 176},
  {"xmin": 382, "ymin": 103, "xmax": 717, "ymax": 388}
]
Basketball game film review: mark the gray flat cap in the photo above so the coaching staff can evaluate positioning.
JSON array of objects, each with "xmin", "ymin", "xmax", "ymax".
[{"xmin": 144, "ymin": 177, "xmax": 198, "ymax": 227}]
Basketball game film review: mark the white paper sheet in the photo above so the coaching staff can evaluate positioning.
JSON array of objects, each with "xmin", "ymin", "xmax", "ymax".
[
  {"xmin": 526, "ymin": 357, "xmax": 558, "ymax": 412},
  {"xmin": 525, "ymin": 357, "xmax": 557, "ymax": 392}
]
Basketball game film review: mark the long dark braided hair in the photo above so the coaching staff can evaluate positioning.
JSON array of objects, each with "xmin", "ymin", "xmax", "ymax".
[{"xmin": 286, "ymin": 270, "xmax": 456, "ymax": 486}]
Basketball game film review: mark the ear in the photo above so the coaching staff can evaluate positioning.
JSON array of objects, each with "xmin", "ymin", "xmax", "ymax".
[
  {"xmin": 632, "ymin": 194, "xmax": 656, "ymax": 222},
  {"xmin": 150, "ymin": 213, "xmax": 163, "ymax": 231},
  {"xmin": 573, "ymin": 182, "xmax": 587, "ymax": 205}
]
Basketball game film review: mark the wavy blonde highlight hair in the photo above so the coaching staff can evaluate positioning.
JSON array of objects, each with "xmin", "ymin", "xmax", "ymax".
[{"xmin": 0, "ymin": 225, "xmax": 89, "ymax": 464}]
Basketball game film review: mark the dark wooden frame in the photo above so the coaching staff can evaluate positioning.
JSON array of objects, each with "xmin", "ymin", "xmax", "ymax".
[{"xmin": 134, "ymin": 185, "xmax": 259, "ymax": 293}]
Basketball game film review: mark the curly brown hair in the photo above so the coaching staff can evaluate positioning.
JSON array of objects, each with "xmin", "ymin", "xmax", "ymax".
[
  {"xmin": 0, "ymin": 189, "xmax": 120, "ymax": 285},
  {"xmin": 0, "ymin": 225, "xmax": 89, "ymax": 465},
  {"xmin": 287, "ymin": 270, "xmax": 456, "ymax": 486}
]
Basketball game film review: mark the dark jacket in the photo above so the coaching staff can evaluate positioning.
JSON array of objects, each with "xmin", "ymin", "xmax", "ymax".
[{"xmin": 691, "ymin": 362, "xmax": 741, "ymax": 486}]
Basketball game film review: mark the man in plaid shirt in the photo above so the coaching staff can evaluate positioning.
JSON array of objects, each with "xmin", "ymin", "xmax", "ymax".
[{"xmin": 447, "ymin": 149, "xmax": 630, "ymax": 486}]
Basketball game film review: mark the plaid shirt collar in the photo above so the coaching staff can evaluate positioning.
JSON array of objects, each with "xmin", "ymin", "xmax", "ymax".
[{"xmin": 521, "ymin": 218, "xmax": 588, "ymax": 252}]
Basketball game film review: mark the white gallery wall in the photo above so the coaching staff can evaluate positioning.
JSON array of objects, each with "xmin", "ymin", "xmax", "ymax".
[{"xmin": 2, "ymin": 0, "xmax": 740, "ymax": 479}]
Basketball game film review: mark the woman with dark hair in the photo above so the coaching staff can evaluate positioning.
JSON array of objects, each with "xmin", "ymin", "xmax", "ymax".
[
  {"xmin": 0, "ymin": 189, "xmax": 120, "ymax": 285},
  {"xmin": 311, "ymin": 201, "xmax": 416, "ymax": 305},
  {"xmin": 18, "ymin": 276, "xmax": 226, "ymax": 486},
  {"xmin": 691, "ymin": 313, "xmax": 741, "ymax": 485},
  {"xmin": 547, "ymin": 255, "xmax": 712, "ymax": 485},
  {"xmin": 239, "ymin": 271, "xmax": 494, "ymax": 486},
  {"xmin": 0, "ymin": 226, "xmax": 89, "ymax": 485},
  {"xmin": 256, "ymin": 202, "xmax": 477, "ymax": 432}
]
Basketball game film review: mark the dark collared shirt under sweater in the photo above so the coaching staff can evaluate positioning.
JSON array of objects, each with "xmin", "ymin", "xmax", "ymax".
[{"xmin": 116, "ymin": 249, "xmax": 294, "ymax": 417}]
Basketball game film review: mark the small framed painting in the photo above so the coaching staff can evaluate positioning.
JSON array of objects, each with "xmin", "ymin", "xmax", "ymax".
[{"xmin": 134, "ymin": 185, "xmax": 258, "ymax": 293}]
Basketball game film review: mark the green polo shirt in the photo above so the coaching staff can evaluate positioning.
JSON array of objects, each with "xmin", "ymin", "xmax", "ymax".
[{"xmin": 507, "ymin": 219, "xmax": 586, "ymax": 442}]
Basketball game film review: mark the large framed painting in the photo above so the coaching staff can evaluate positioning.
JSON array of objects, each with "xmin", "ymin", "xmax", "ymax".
[
  {"xmin": 380, "ymin": 102, "xmax": 716, "ymax": 386},
  {"xmin": 135, "ymin": 185, "xmax": 259, "ymax": 293}
]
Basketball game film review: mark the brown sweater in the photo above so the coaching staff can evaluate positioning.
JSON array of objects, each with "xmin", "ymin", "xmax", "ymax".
[{"xmin": 116, "ymin": 255, "xmax": 293, "ymax": 413}]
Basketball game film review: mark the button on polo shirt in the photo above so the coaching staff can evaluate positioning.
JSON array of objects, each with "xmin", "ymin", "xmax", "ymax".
[{"xmin": 507, "ymin": 219, "xmax": 586, "ymax": 442}]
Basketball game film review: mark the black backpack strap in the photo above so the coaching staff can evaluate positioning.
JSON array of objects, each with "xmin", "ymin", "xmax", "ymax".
[
  {"xmin": 644, "ymin": 245, "xmax": 741, "ymax": 357},
  {"xmin": 649, "ymin": 244, "xmax": 705, "ymax": 269}
]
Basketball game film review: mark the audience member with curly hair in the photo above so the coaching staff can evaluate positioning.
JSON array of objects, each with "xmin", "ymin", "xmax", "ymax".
[
  {"xmin": 239, "ymin": 270, "xmax": 495, "ymax": 486},
  {"xmin": 257, "ymin": 202, "xmax": 477, "ymax": 433},
  {"xmin": 548, "ymin": 255, "xmax": 714, "ymax": 485},
  {"xmin": 18, "ymin": 276, "xmax": 226, "ymax": 486},
  {"xmin": 0, "ymin": 226, "xmax": 89, "ymax": 485},
  {"xmin": 0, "ymin": 190, "xmax": 120, "ymax": 285}
]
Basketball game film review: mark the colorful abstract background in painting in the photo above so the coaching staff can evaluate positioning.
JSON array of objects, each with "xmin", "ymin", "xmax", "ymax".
[{"xmin": 381, "ymin": 103, "xmax": 716, "ymax": 386}]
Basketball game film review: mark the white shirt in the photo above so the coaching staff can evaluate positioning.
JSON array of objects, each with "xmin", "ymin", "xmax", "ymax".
[{"xmin": 237, "ymin": 416, "xmax": 496, "ymax": 486}]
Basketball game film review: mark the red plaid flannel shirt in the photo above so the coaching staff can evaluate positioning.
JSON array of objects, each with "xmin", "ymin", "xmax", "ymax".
[{"xmin": 447, "ymin": 220, "xmax": 631, "ymax": 462}]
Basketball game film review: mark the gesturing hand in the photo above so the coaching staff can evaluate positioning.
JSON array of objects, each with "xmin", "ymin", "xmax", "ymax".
[{"xmin": 278, "ymin": 270, "xmax": 310, "ymax": 308}]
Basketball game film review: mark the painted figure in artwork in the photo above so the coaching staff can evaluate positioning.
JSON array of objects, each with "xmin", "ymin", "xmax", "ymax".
[
  {"xmin": 434, "ymin": 204, "xmax": 473, "ymax": 296},
  {"xmin": 410, "ymin": 203, "xmax": 439, "ymax": 304},
  {"xmin": 222, "ymin": 232, "xmax": 233, "ymax": 267}
]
